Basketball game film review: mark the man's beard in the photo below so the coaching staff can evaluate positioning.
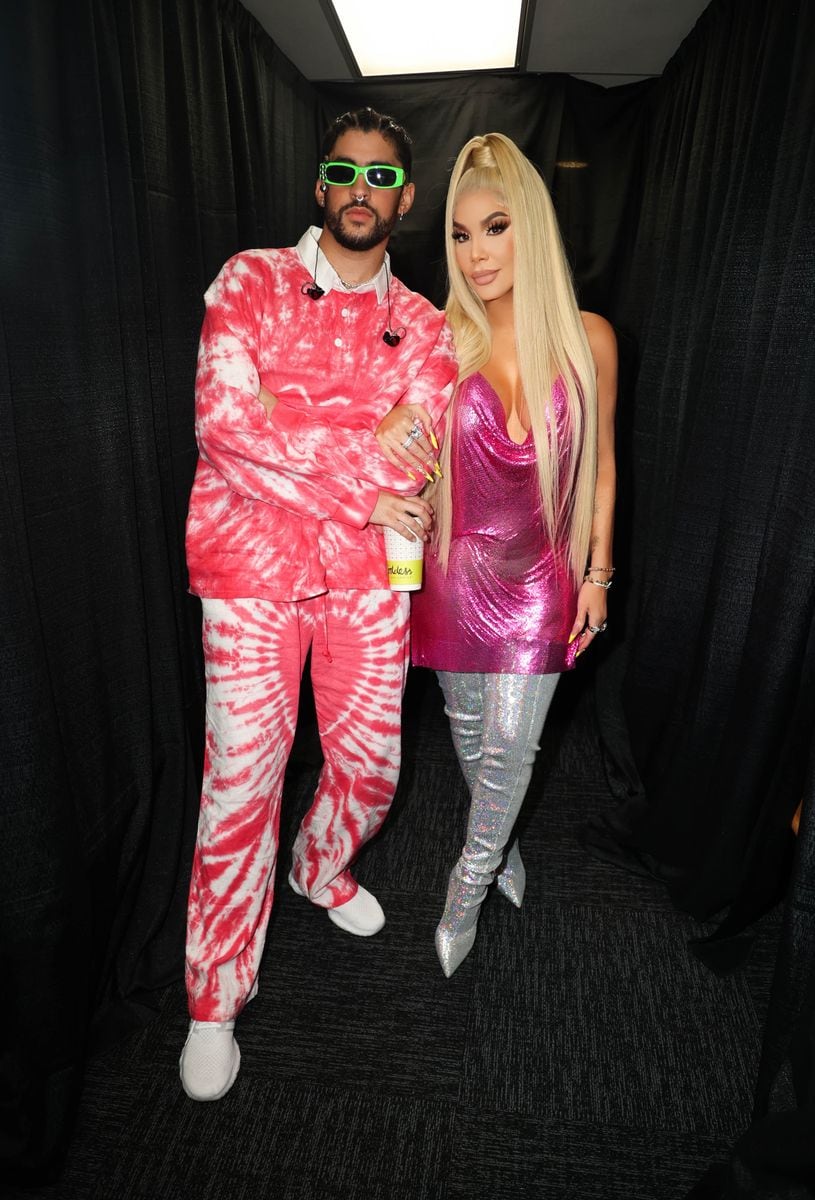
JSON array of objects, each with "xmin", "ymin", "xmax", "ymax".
[{"xmin": 324, "ymin": 201, "xmax": 398, "ymax": 252}]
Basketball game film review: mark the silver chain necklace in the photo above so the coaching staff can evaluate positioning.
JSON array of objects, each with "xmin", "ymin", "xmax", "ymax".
[{"xmin": 336, "ymin": 271, "xmax": 377, "ymax": 290}]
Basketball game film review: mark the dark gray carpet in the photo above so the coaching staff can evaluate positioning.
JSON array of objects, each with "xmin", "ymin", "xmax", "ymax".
[{"xmin": 11, "ymin": 670, "xmax": 779, "ymax": 1200}]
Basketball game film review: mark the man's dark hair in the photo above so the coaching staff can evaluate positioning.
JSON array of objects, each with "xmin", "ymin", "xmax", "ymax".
[{"xmin": 321, "ymin": 107, "xmax": 413, "ymax": 179}]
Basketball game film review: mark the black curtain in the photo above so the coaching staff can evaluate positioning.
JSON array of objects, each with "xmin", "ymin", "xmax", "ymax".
[
  {"xmin": 688, "ymin": 734, "xmax": 815, "ymax": 1197},
  {"xmin": 0, "ymin": 0, "xmax": 319, "ymax": 1183},
  {"xmin": 585, "ymin": 0, "xmax": 815, "ymax": 925},
  {"xmin": 578, "ymin": 0, "xmax": 815, "ymax": 1192}
]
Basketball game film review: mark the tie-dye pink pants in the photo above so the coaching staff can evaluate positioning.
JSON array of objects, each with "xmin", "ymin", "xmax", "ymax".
[{"xmin": 185, "ymin": 591, "xmax": 410, "ymax": 1021}]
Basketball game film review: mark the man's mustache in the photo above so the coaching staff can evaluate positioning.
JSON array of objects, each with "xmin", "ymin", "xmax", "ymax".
[{"xmin": 339, "ymin": 201, "xmax": 376, "ymax": 217}]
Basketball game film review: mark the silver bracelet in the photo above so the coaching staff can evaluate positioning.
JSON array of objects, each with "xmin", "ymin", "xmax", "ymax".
[{"xmin": 584, "ymin": 577, "xmax": 612, "ymax": 590}]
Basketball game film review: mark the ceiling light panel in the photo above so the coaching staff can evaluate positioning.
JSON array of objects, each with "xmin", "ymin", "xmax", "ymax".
[{"xmin": 331, "ymin": 0, "xmax": 524, "ymax": 76}]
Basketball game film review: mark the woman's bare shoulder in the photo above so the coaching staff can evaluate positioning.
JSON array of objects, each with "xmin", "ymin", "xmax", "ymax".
[
  {"xmin": 580, "ymin": 310, "xmax": 616, "ymax": 347},
  {"xmin": 580, "ymin": 311, "xmax": 617, "ymax": 374}
]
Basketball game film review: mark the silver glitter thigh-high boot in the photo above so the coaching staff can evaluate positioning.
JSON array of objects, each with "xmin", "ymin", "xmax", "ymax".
[
  {"xmin": 439, "ymin": 674, "xmax": 533, "ymax": 908},
  {"xmin": 435, "ymin": 672, "xmax": 559, "ymax": 976}
]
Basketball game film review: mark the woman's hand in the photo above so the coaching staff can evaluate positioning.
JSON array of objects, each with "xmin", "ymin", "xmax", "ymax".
[
  {"xmin": 369, "ymin": 491, "xmax": 434, "ymax": 542},
  {"xmin": 569, "ymin": 581, "xmax": 609, "ymax": 658},
  {"xmin": 374, "ymin": 404, "xmax": 440, "ymax": 482}
]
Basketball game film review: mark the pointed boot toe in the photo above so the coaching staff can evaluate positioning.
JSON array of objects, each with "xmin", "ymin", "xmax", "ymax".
[
  {"xmin": 435, "ymin": 920, "xmax": 478, "ymax": 977},
  {"xmin": 495, "ymin": 841, "xmax": 526, "ymax": 908}
]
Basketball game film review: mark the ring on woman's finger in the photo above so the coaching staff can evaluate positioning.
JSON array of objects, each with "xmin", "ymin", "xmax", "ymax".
[
  {"xmin": 587, "ymin": 621, "xmax": 608, "ymax": 635},
  {"xmin": 402, "ymin": 418, "xmax": 423, "ymax": 449}
]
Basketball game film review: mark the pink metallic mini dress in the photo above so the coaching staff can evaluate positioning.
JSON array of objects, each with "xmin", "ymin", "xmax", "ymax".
[{"xmin": 411, "ymin": 372, "xmax": 580, "ymax": 675}]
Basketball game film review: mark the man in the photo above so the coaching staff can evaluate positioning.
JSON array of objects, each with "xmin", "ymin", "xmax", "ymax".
[{"xmin": 180, "ymin": 108, "xmax": 456, "ymax": 1100}]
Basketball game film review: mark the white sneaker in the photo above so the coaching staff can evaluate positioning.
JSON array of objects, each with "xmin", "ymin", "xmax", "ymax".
[
  {"xmin": 289, "ymin": 871, "xmax": 385, "ymax": 936},
  {"xmin": 179, "ymin": 1019, "xmax": 240, "ymax": 1101}
]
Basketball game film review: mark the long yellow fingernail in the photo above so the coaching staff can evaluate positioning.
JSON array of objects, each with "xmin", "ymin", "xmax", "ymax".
[
  {"xmin": 430, "ymin": 431, "xmax": 439, "ymax": 450},
  {"xmin": 405, "ymin": 469, "xmax": 417, "ymax": 480},
  {"xmin": 568, "ymin": 632, "xmax": 577, "ymax": 644},
  {"xmin": 434, "ymin": 463, "xmax": 443, "ymax": 479},
  {"xmin": 422, "ymin": 469, "xmax": 434, "ymax": 483}
]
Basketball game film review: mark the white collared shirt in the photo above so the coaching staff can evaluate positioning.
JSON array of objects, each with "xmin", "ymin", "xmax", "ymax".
[{"xmin": 296, "ymin": 225, "xmax": 390, "ymax": 302}]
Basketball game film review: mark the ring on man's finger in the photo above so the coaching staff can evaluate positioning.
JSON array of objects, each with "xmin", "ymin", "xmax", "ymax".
[{"xmin": 587, "ymin": 621, "xmax": 608, "ymax": 635}]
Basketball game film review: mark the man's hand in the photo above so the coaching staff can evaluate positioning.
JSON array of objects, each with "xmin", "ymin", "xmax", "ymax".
[
  {"xmin": 258, "ymin": 384, "xmax": 278, "ymax": 417},
  {"xmin": 369, "ymin": 491, "xmax": 434, "ymax": 542},
  {"xmin": 375, "ymin": 404, "xmax": 440, "ymax": 482}
]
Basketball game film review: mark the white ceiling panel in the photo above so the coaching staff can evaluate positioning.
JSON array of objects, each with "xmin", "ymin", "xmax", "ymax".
[
  {"xmin": 240, "ymin": 0, "xmax": 713, "ymax": 86},
  {"xmin": 332, "ymin": 0, "xmax": 524, "ymax": 76}
]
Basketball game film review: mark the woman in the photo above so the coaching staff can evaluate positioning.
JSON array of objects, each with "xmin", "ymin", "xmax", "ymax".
[{"xmin": 409, "ymin": 133, "xmax": 617, "ymax": 977}]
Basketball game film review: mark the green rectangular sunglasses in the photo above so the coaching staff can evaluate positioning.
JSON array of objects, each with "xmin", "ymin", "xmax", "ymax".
[{"xmin": 319, "ymin": 161, "xmax": 406, "ymax": 189}]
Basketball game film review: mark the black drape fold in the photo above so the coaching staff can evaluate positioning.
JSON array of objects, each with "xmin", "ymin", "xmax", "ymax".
[
  {"xmin": 0, "ymin": 0, "xmax": 320, "ymax": 1182},
  {"xmin": 588, "ymin": 0, "xmax": 815, "ymax": 919},
  {"xmin": 689, "ymin": 729, "xmax": 815, "ymax": 1197},
  {"xmin": 578, "ymin": 1, "xmax": 815, "ymax": 1192}
]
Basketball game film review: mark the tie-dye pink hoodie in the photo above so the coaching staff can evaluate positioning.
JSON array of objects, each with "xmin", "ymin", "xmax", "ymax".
[{"xmin": 186, "ymin": 238, "xmax": 456, "ymax": 601}]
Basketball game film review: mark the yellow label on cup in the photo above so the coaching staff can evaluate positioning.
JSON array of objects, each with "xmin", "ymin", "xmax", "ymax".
[
  {"xmin": 387, "ymin": 558, "xmax": 423, "ymax": 591},
  {"xmin": 383, "ymin": 525, "xmax": 424, "ymax": 591}
]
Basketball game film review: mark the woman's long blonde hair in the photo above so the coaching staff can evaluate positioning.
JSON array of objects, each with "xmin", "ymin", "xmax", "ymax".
[{"xmin": 432, "ymin": 133, "xmax": 597, "ymax": 586}]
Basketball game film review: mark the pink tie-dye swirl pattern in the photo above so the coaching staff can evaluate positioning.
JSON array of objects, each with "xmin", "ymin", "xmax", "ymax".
[{"xmin": 186, "ymin": 591, "xmax": 409, "ymax": 1021}]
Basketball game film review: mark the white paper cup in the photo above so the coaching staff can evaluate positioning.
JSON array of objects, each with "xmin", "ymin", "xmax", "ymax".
[{"xmin": 384, "ymin": 525, "xmax": 424, "ymax": 591}]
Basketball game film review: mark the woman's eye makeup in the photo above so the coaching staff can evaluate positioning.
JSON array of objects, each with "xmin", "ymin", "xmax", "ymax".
[{"xmin": 450, "ymin": 218, "xmax": 510, "ymax": 241}]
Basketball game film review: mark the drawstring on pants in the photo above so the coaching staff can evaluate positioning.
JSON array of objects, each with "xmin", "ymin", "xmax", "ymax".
[{"xmin": 321, "ymin": 594, "xmax": 333, "ymax": 663}]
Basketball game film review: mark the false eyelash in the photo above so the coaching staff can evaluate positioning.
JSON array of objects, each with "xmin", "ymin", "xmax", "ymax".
[{"xmin": 486, "ymin": 221, "xmax": 510, "ymax": 235}]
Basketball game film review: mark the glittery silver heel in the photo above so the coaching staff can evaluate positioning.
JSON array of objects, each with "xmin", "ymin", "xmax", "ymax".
[
  {"xmin": 495, "ymin": 840, "xmax": 526, "ymax": 907},
  {"xmin": 435, "ymin": 862, "xmax": 488, "ymax": 977}
]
